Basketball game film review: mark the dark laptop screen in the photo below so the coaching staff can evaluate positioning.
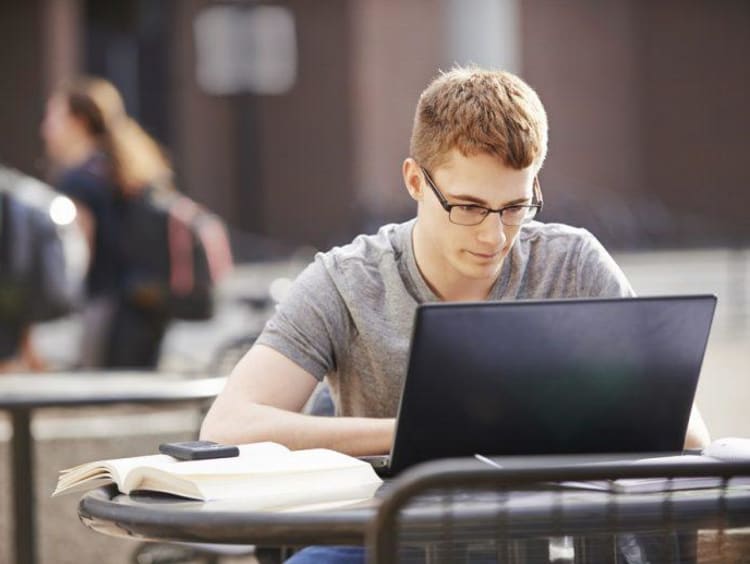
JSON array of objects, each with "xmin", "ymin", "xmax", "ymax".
[{"xmin": 388, "ymin": 295, "xmax": 716, "ymax": 474}]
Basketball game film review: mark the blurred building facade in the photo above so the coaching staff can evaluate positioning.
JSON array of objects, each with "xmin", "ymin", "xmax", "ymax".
[{"xmin": 1, "ymin": 0, "xmax": 748, "ymax": 253}]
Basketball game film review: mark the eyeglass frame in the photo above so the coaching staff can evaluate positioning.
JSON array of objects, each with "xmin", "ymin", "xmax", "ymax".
[{"xmin": 420, "ymin": 165, "xmax": 543, "ymax": 227}]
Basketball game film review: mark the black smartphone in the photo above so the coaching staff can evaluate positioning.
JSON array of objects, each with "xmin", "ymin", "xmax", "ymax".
[{"xmin": 158, "ymin": 440, "xmax": 240, "ymax": 461}]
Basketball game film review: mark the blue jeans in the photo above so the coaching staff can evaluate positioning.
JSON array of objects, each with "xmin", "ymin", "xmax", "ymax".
[
  {"xmin": 284, "ymin": 545, "xmax": 436, "ymax": 563},
  {"xmin": 283, "ymin": 534, "xmax": 694, "ymax": 563},
  {"xmin": 284, "ymin": 546, "xmax": 365, "ymax": 564}
]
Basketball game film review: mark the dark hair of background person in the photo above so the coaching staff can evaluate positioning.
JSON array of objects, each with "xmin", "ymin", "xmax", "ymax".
[{"xmin": 59, "ymin": 76, "xmax": 173, "ymax": 197}]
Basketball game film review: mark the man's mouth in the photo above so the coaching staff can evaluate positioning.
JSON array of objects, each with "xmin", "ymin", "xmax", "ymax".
[{"xmin": 468, "ymin": 250, "xmax": 503, "ymax": 260}]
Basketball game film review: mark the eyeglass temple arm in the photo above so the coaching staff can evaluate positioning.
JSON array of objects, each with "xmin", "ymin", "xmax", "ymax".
[{"xmin": 534, "ymin": 177, "xmax": 543, "ymax": 211}]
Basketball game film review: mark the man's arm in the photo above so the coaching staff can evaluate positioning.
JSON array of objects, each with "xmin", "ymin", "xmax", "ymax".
[
  {"xmin": 684, "ymin": 404, "xmax": 710, "ymax": 450},
  {"xmin": 200, "ymin": 344, "xmax": 395, "ymax": 456}
]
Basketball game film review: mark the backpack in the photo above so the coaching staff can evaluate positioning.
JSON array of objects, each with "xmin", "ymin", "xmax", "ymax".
[
  {"xmin": 0, "ymin": 167, "xmax": 85, "ymax": 326},
  {"xmin": 119, "ymin": 186, "xmax": 233, "ymax": 320}
]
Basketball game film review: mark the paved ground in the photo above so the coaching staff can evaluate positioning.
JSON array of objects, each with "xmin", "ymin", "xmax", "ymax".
[{"xmin": 0, "ymin": 250, "xmax": 748, "ymax": 564}]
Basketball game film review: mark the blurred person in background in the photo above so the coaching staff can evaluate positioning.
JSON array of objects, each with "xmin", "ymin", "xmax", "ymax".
[
  {"xmin": 1, "ymin": 165, "xmax": 86, "ymax": 372},
  {"xmin": 40, "ymin": 77, "xmax": 172, "ymax": 368}
]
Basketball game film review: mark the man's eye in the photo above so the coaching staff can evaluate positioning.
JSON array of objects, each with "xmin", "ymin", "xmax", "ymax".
[
  {"xmin": 503, "ymin": 205, "xmax": 527, "ymax": 216},
  {"xmin": 457, "ymin": 205, "xmax": 486, "ymax": 215}
]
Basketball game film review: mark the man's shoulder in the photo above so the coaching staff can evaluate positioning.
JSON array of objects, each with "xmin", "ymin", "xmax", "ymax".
[
  {"xmin": 519, "ymin": 220, "xmax": 594, "ymax": 245},
  {"xmin": 319, "ymin": 220, "xmax": 412, "ymax": 272},
  {"xmin": 508, "ymin": 220, "xmax": 631, "ymax": 298},
  {"xmin": 515, "ymin": 220, "xmax": 599, "ymax": 259}
]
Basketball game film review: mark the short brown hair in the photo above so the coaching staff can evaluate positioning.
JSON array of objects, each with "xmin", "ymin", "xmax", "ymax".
[{"xmin": 410, "ymin": 66, "xmax": 548, "ymax": 172}]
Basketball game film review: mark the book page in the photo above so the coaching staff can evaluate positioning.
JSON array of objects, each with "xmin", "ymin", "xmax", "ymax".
[
  {"xmin": 163, "ymin": 442, "xmax": 293, "ymax": 477},
  {"xmin": 191, "ymin": 462, "xmax": 382, "ymax": 506},
  {"xmin": 124, "ymin": 447, "xmax": 382, "ymax": 507},
  {"xmin": 53, "ymin": 454, "xmax": 176, "ymax": 496},
  {"xmin": 53, "ymin": 441, "xmax": 386, "ymax": 509},
  {"xmin": 53, "ymin": 442, "xmax": 289, "ymax": 497}
]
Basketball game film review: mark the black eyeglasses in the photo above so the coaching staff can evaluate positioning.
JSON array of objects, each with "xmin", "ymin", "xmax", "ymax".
[{"xmin": 420, "ymin": 166, "xmax": 543, "ymax": 227}]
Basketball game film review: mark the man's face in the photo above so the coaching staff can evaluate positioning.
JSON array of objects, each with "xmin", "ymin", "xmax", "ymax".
[{"xmin": 406, "ymin": 149, "xmax": 536, "ymax": 291}]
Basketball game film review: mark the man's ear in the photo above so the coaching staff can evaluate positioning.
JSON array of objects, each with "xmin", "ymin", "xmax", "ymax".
[{"xmin": 402, "ymin": 158, "xmax": 423, "ymax": 201}]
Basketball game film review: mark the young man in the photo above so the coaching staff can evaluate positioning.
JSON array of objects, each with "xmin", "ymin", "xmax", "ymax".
[{"xmin": 201, "ymin": 66, "xmax": 709, "ymax": 457}]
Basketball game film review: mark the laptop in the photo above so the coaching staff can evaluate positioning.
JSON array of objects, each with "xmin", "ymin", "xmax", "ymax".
[{"xmin": 367, "ymin": 295, "xmax": 716, "ymax": 476}]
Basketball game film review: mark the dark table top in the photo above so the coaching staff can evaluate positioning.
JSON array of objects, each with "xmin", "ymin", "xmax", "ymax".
[
  {"xmin": 80, "ymin": 486, "xmax": 378, "ymax": 546},
  {"xmin": 79, "ymin": 469, "xmax": 750, "ymax": 548}
]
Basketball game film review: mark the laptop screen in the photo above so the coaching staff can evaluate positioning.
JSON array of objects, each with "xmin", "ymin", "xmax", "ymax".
[{"xmin": 388, "ymin": 295, "xmax": 716, "ymax": 474}]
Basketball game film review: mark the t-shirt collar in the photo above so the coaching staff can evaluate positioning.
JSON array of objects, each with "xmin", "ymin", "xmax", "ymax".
[{"xmin": 400, "ymin": 219, "xmax": 513, "ymax": 303}]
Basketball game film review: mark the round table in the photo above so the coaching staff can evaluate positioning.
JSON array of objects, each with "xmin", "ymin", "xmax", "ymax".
[{"xmin": 78, "ymin": 456, "xmax": 750, "ymax": 561}]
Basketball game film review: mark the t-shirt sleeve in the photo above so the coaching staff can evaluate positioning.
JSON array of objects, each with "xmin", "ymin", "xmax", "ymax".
[
  {"xmin": 576, "ymin": 230, "xmax": 636, "ymax": 298},
  {"xmin": 255, "ymin": 257, "xmax": 351, "ymax": 381}
]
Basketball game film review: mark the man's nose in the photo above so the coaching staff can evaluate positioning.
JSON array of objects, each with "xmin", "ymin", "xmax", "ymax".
[{"xmin": 476, "ymin": 212, "xmax": 506, "ymax": 246}]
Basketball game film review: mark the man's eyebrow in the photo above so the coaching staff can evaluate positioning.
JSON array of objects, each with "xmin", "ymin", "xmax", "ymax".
[{"xmin": 447, "ymin": 193, "xmax": 532, "ymax": 207}]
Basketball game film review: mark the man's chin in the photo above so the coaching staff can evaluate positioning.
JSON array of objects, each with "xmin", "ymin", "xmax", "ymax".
[{"xmin": 458, "ymin": 259, "xmax": 504, "ymax": 280}]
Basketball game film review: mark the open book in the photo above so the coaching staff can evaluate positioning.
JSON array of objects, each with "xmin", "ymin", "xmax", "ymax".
[{"xmin": 53, "ymin": 442, "xmax": 383, "ymax": 511}]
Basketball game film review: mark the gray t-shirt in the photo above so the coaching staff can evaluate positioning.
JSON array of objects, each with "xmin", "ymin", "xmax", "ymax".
[{"xmin": 257, "ymin": 219, "xmax": 634, "ymax": 417}]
